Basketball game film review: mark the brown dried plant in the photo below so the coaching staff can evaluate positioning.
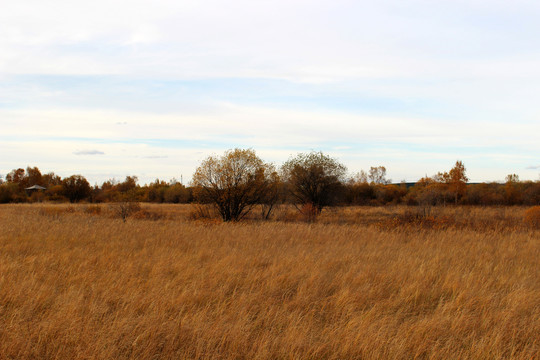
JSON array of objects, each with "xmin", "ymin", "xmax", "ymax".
[{"xmin": 0, "ymin": 204, "xmax": 538, "ymax": 359}]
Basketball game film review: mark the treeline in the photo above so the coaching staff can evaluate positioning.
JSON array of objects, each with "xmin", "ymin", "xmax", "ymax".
[
  {"xmin": 1, "ymin": 152, "xmax": 539, "ymax": 208},
  {"xmin": 0, "ymin": 168, "xmax": 192, "ymax": 204}
]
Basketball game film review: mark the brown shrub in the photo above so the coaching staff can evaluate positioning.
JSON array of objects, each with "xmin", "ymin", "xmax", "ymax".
[
  {"xmin": 274, "ymin": 204, "xmax": 320, "ymax": 223},
  {"xmin": 382, "ymin": 208, "xmax": 454, "ymax": 230},
  {"xmin": 131, "ymin": 209, "xmax": 166, "ymax": 221},
  {"xmin": 188, "ymin": 204, "xmax": 217, "ymax": 221},
  {"xmin": 110, "ymin": 202, "xmax": 141, "ymax": 222},
  {"xmin": 524, "ymin": 206, "xmax": 540, "ymax": 229},
  {"xmin": 83, "ymin": 205, "xmax": 102, "ymax": 215},
  {"xmin": 300, "ymin": 203, "xmax": 319, "ymax": 223}
]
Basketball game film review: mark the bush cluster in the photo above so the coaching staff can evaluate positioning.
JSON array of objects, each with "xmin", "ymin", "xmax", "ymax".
[{"xmin": 1, "ymin": 152, "xmax": 539, "ymax": 222}]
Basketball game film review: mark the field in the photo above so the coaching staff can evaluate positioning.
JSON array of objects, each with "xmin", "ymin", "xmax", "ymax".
[{"xmin": 0, "ymin": 204, "xmax": 539, "ymax": 359}]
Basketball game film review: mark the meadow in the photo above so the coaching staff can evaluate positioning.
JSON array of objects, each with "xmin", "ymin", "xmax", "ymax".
[{"xmin": 0, "ymin": 204, "xmax": 538, "ymax": 359}]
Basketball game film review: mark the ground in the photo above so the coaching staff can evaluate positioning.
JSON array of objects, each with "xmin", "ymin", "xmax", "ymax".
[{"xmin": 0, "ymin": 204, "xmax": 538, "ymax": 359}]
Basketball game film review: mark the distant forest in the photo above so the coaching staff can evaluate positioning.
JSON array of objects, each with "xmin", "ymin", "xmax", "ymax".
[{"xmin": 1, "ymin": 150, "xmax": 539, "ymax": 207}]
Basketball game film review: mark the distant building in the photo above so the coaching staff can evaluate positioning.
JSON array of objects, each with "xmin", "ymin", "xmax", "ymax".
[
  {"xmin": 25, "ymin": 185, "xmax": 47, "ymax": 202},
  {"xmin": 25, "ymin": 185, "xmax": 47, "ymax": 191}
]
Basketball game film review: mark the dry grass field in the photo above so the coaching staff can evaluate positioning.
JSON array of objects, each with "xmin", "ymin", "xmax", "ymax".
[{"xmin": 0, "ymin": 204, "xmax": 539, "ymax": 359}]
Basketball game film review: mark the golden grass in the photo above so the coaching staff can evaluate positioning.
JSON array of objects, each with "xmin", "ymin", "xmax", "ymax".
[{"xmin": 0, "ymin": 204, "xmax": 538, "ymax": 359}]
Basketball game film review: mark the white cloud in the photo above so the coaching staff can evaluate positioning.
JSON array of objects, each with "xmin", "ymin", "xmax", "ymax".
[
  {"xmin": 2, "ymin": 0, "xmax": 539, "ymax": 123},
  {"xmin": 2, "ymin": 104, "xmax": 539, "ymax": 150},
  {"xmin": 2, "ymin": 0, "xmax": 540, "ymax": 83},
  {"xmin": 73, "ymin": 150, "xmax": 105, "ymax": 155},
  {"xmin": 2, "ymin": 0, "xmax": 539, "ymax": 182},
  {"xmin": 1, "ymin": 104, "xmax": 538, "ymax": 183}
]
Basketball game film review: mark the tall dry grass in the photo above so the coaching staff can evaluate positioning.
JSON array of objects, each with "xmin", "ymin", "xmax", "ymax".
[{"xmin": 0, "ymin": 204, "xmax": 538, "ymax": 359}]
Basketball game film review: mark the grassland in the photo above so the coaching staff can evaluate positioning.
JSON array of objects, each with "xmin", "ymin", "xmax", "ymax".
[{"xmin": 0, "ymin": 204, "xmax": 538, "ymax": 359}]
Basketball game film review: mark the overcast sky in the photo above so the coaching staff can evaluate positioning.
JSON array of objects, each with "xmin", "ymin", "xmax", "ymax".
[{"xmin": 1, "ymin": 0, "xmax": 539, "ymax": 185}]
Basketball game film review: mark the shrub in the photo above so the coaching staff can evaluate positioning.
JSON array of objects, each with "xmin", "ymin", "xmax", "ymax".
[
  {"xmin": 164, "ymin": 183, "xmax": 191, "ymax": 203},
  {"xmin": 300, "ymin": 203, "xmax": 319, "ymax": 223},
  {"xmin": 84, "ymin": 205, "xmax": 102, "ymax": 215},
  {"xmin": 281, "ymin": 151, "xmax": 346, "ymax": 215},
  {"xmin": 110, "ymin": 202, "xmax": 141, "ymax": 223},
  {"xmin": 192, "ymin": 149, "xmax": 278, "ymax": 221},
  {"xmin": 524, "ymin": 206, "xmax": 540, "ymax": 229},
  {"xmin": 188, "ymin": 204, "xmax": 217, "ymax": 221},
  {"xmin": 0, "ymin": 183, "xmax": 17, "ymax": 203},
  {"xmin": 131, "ymin": 209, "xmax": 166, "ymax": 221}
]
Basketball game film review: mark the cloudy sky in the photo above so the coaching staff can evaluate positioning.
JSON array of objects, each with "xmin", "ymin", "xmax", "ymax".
[{"xmin": 1, "ymin": 0, "xmax": 539, "ymax": 185}]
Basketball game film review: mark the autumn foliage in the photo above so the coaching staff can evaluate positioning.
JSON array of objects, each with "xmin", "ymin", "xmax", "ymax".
[
  {"xmin": 191, "ymin": 149, "xmax": 279, "ymax": 221},
  {"xmin": 1, "ymin": 155, "xmax": 539, "ymax": 211},
  {"xmin": 281, "ymin": 151, "xmax": 347, "ymax": 214}
]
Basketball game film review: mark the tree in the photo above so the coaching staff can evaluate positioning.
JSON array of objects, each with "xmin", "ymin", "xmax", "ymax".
[
  {"xmin": 505, "ymin": 174, "xmax": 519, "ymax": 183},
  {"xmin": 354, "ymin": 170, "xmax": 368, "ymax": 184},
  {"xmin": 43, "ymin": 172, "xmax": 62, "ymax": 187},
  {"xmin": 409, "ymin": 176, "xmax": 445, "ymax": 209},
  {"xmin": 164, "ymin": 183, "xmax": 191, "ymax": 203},
  {"xmin": 25, "ymin": 166, "xmax": 43, "ymax": 187},
  {"xmin": 4, "ymin": 168, "xmax": 27, "ymax": 201},
  {"xmin": 146, "ymin": 179, "xmax": 168, "ymax": 203},
  {"xmin": 117, "ymin": 176, "xmax": 138, "ymax": 193},
  {"xmin": 410, "ymin": 161, "xmax": 468, "ymax": 206},
  {"xmin": 368, "ymin": 166, "xmax": 389, "ymax": 185},
  {"xmin": 504, "ymin": 173, "xmax": 522, "ymax": 205},
  {"xmin": 281, "ymin": 151, "xmax": 347, "ymax": 215},
  {"xmin": 259, "ymin": 171, "xmax": 282, "ymax": 220},
  {"xmin": 447, "ymin": 160, "xmax": 468, "ymax": 205},
  {"xmin": 62, "ymin": 175, "xmax": 91, "ymax": 203},
  {"xmin": 6, "ymin": 168, "xmax": 25, "ymax": 185},
  {"xmin": 0, "ymin": 182, "xmax": 18, "ymax": 203},
  {"xmin": 192, "ymin": 148, "xmax": 277, "ymax": 222},
  {"xmin": 345, "ymin": 173, "xmax": 375, "ymax": 205}
]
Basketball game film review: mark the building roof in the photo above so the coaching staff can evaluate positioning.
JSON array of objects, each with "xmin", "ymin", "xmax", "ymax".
[{"xmin": 25, "ymin": 185, "xmax": 47, "ymax": 190}]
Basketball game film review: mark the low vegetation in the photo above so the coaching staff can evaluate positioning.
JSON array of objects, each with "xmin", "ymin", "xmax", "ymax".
[
  {"xmin": 1, "ymin": 152, "xmax": 539, "ymax": 214},
  {"xmin": 0, "ymin": 204, "xmax": 538, "ymax": 359}
]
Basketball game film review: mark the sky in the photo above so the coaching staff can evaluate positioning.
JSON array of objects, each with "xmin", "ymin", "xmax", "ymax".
[{"xmin": 1, "ymin": 0, "xmax": 539, "ymax": 185}]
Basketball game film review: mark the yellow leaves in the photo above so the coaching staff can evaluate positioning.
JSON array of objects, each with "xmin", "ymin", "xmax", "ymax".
[{"xmin": 192, "ymin": 149, "xmax": 279, "ymax": 221}]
